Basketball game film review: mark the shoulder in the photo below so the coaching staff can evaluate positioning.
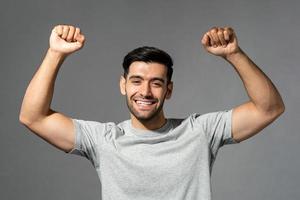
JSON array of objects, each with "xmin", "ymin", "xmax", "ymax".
[
  {"xmin": 191, "ymin": 109, "xmax": 232, "ymax": 121},
  {"xmin": 72, "ymin": 118, "xmax": 126, "ymax": 137},
  {"xmin": 171, "ymin": 109, "xmax": 232, "ymax": 128},
  {"xmin": 72, "ymin": 118, "xmax": 117, "ymax": 128},
  {"xmin": 167, "ymin": 114, "xmax": 203, "ymax": 130}
]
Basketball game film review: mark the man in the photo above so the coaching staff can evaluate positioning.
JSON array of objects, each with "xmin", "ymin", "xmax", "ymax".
[{"xmin": 19, "ymin": 25, "xmax": 285, "ymax": 200}]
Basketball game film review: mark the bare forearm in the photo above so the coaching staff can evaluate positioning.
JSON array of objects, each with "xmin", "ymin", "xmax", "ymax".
[
  {"xmin": 225, "ymin": 49, "xmax": 285, "ymax": 113},
  {"xmin": 19, "ymin": 49, "xmax": 66, "ymax": 123}
]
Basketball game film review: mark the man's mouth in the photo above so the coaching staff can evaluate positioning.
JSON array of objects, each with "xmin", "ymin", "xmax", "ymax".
[
  {"xmin": 133, "ymin": 99, "xmax": 157, "ymax": 109},
  {"xmin": 135, "ymin": 100, "xmax": 156, "ymax": 105}
]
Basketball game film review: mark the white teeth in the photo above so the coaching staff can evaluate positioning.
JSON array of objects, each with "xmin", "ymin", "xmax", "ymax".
[{"xmin": 136, "ymin": 100, "xmax": 153, "ymax": 105}]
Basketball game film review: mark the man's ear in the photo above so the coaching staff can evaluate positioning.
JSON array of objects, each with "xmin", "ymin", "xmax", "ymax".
[
  {"xmin": 165, "ymin": 81, "xmax": 173, "ymax": 99},
  {"xmin": 120, "ymin": 75, "xmax": 126, "ymax": 95}
]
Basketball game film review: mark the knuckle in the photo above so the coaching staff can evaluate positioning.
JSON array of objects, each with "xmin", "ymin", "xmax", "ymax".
[
  {"xmin": 226, "ymin": 27, "xmax": 233, "ymax": 32},
  {"xmin": 211, "ymin": 27, "xmax": 217, "ymax": 33},
  {"xmin": 63, "ymin": 25, "xmax": 70, "ymax": 31},
  {"xmin": 54, "ymin": 25, "xmax": 61, "ymax": 32}
]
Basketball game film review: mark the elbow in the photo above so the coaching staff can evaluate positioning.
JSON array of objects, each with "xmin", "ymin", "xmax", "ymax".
[
  {"xmin": 278, "ymin": 104, "xmax": 285, "ymax": 115},
  {"xmin": 19, "ymin": 114, "xmax": 32, "ymax": 126},
  {"xmin": 256, "ymin": 102, "xmax": 285, "ymax": 122},
  {"xmin": 276, "ymin": 106, "xmax": 285, "ymax": 120},
  {"xmin": 275, "ymin": 100, "xmax": 285, "ymax": 116},
  {"xmin": 19, "ymin": 109, "xmax": 52, "ymax": 126},
  {"xmin": 267, "ymin": 103, "xmax": 285, "ymax": 120},
  {"xmin": 260, "ymin": 98, "xmax": 285, "ymax": 117},
  {"xmin": 19, "ymin": 112, "xmax": 38, "ymax": 126}
]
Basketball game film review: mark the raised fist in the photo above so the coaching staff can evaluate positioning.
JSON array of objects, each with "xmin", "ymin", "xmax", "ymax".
[
  {"xmin": 201, "ymin": 27, "xmax": 240, "ymax": 58},
  {"xmin": 49, "ymin": 25, "xmax": 85, "ymax": 55}
]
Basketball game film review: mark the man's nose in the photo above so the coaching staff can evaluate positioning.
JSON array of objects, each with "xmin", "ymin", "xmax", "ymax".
[{"xmin": 140, "ymin": 83, "xmax": 152, "ymax": 97}]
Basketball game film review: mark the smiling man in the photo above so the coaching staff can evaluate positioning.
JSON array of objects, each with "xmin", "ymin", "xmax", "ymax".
[
  {"xmin": 121, "ymin": 50, "xmax": 174, "ymax": 130},
  {"xmin": 19, "ymin": 25, "xmax": 285, "ymax": 200}
]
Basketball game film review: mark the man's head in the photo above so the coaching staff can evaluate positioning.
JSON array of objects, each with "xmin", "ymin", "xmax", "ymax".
[
  {"xmin": 120, "ymin": 46, "xmax": 174, "ymax": 125},
  {"xmin": 122, "ymin": 46, "xmax": 173, "ymax": 83}
]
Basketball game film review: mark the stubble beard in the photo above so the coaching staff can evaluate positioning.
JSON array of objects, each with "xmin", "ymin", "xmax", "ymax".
[{"xmin": 125, "ymin": 95, "xmax": 166, "ymax": 123}]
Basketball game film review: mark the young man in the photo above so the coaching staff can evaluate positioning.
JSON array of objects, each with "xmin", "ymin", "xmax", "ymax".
[{"xmin": 19, "ymin": 25, "xmax": 285, "ymax": 200}]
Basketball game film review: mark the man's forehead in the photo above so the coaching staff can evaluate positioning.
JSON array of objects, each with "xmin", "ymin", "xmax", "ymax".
[{"xmin": 128, "ymin": 61, "xmax": 167, "ymax": 78}]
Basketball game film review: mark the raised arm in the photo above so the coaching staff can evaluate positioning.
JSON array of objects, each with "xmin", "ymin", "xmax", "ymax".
[
  {"xmin": 19, "ymin": 25, "xmax": 85, "ymax": 152},
  {"xmin": 201, "ymin": 27, "xmax": 285, "ymax": 143}
]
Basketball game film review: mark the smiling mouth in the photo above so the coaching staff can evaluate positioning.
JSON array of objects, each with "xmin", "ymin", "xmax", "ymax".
[
  {"xmin": 133, "ymin": 99, "xmax": 157, "ymax": 110},
  {"xmin": 135, "ymin": 100, "xmax": 156, "ymax": 105}
]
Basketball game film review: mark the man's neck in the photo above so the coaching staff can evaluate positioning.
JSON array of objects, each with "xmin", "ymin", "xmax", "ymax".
[{"xmin": 130, "ymin": 114, "xmax": 167, "ymax": 130}]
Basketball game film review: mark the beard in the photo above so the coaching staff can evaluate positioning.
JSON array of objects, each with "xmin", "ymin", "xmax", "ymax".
[{"xmin": 125, "ymin": 94, "xmax": 166, "ymax": 122}]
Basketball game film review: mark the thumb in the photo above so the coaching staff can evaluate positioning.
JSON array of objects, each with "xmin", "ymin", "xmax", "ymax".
[
  {"xmin": 67, "ymin": 34, "xmax": 85, "ymax": 51},
  {"xmin": 76, "ymin": 34, "xmax": 85, "ymax": 44}
]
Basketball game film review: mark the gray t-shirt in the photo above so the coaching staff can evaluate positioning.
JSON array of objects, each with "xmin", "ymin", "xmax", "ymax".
[{"xmin": 68, "ymin": 109, "xmax": 237, "ymax": 200}]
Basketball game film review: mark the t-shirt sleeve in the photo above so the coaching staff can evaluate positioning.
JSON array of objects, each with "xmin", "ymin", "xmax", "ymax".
[
  {"xmin": 67, "ymin": 118, "xmax": 107, "ymax": 168},
  {"xmin": 195, "ymin": 109, "xmax": 238, "ymax": 159}
]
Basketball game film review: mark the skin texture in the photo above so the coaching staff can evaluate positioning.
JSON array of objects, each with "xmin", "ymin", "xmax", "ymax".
[
  {"xmin": 19, "ymin": 25, "xmax": 285, "ymax": 154},
  {"xmin": 120, "ymin": 61, "xmax": 173, "ymax": 130}
]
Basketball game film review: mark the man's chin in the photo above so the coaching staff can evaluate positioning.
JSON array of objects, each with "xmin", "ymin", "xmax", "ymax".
[{"xmin": 132, "ymin": 111, "xmax": 157, "ymax": 121}]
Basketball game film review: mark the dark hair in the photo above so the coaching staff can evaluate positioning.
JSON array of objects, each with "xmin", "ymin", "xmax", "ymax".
[{"xmin": 122, "ymin": 46, "xmax": 173, "ymax": 83}]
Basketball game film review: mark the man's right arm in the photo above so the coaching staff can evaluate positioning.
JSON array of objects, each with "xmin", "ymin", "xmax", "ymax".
[{"xmin": 19, "ymin": 25, "xmax": 85, "ymax": 153}]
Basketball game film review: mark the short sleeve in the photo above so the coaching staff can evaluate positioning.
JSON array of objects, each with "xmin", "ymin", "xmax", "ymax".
[
  {"xmin": 67, "ymin": 118, "xmax": 106, "ymax": 168},
  {"xmin": 195, "ymin": 109, "xmax": 237, "ymax": 159}
]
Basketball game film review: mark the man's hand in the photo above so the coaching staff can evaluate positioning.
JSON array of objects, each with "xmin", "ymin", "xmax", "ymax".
[
  {"xmin": 201, "ymin": 27, "xmax": 240, "ymax": 58},
  {"xmin": 49, "ymin": 25, "xmax": 85, "ymax": 56}
]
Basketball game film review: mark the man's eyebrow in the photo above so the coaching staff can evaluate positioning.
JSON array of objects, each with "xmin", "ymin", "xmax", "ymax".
[
  {"xmin": 128, "ymin": 75, "xmax": 165, "ymax": 84},
  {"xmin": 128, "ymin": 75, "xmax": 143, "ymax": 80}
]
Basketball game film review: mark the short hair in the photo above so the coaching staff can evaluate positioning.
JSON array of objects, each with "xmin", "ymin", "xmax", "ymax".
[{"xmin": 122, "ymin": 46, "xmax": 173, "ymax": 83}]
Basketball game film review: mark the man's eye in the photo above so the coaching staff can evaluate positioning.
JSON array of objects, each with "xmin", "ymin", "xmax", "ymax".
[
  {"xmin": 153, "ymin": 82, "xmax": 162, "ymax": 87},
  {"xmin": 131, "ymin": 80, "xmax": 141, "ymax": 84}
]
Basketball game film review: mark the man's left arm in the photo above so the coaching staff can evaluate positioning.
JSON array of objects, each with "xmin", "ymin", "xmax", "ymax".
[{"xmin": 202, "ymin": 27, "xmax": 285, "ymax": 143}]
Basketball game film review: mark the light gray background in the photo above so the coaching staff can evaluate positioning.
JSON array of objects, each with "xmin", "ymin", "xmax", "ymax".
[{"xmin": 1, "ymin": 0, "xmax": 299, "ymax": 199}]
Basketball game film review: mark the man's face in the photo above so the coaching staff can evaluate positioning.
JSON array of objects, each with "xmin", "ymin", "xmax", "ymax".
[{"xmin": 120, "ymin": 61, "xmax": 173, "ymax": 121}]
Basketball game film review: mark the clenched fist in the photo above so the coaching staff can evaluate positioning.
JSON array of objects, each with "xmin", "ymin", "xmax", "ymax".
[
  {"xmin": 49, "ymin": 25, "xmax": 85, "ymax": 55},
  {"xmin": 201, "ymin": 27, "xmax": 240, "ymax": 58}
]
